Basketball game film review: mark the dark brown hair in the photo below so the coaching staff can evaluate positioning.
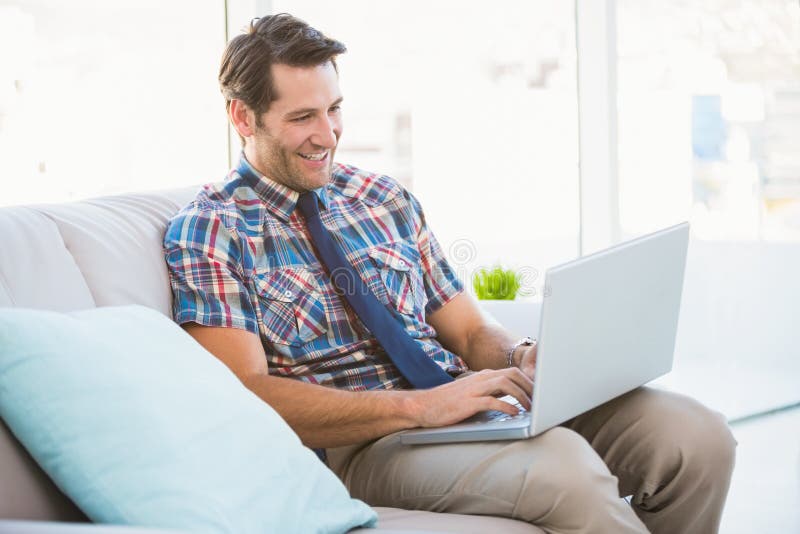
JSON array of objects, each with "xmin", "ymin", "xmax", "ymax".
[{"xmin": 219, "ymin": 13, "xmax": 346, "ymax": 140}]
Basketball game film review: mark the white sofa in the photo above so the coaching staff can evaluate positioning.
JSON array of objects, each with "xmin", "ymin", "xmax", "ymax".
[{"xmin": 0, "ymin": 188, "xmax": 541, "ymax": 533}]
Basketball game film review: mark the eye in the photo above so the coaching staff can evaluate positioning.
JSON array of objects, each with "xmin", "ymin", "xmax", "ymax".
[
  {"xmin": 329, "ymin": 105, "xmax": 341, "ymax": 113},
  {"xmin": 291, "ymin": 114, "xmax": 311, "ymax": 123}
]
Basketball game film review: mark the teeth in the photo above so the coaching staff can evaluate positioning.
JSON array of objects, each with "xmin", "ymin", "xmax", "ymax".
[{"xmin": 299, "ymin": 152, "xmax": 326, "ymax": 161}]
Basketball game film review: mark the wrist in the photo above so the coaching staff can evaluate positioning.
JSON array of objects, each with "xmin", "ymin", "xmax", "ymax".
[
  {"xmin": 511, "ymin": 345, "xmax": 525, "ymax": 368},
  {"xmin": 506, "ymin": 336, "xmax": 536, "ymax": 368},
  {"xmin": 394, "ymin": 390, "xmax": 425, "ymax": 428}
]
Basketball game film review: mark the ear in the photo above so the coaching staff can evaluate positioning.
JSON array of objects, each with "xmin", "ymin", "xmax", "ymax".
[{"xmin": 229, "ymin": 99, "xmax": 257, "ymax": 139}]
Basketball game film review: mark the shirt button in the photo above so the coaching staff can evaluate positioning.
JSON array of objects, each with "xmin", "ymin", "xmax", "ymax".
[
  {"xmin": 284, "ymin": 290, "xmax": 294, "ymax": 298},
  {"xmin": 399, "ymin": 260, "xmax": 407, "ymax": 267}
]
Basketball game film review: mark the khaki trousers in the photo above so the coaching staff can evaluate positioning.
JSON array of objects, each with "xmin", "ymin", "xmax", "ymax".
[{"xmin": 327, "ymin": 387, "xmax": 737, "ymax": 534}]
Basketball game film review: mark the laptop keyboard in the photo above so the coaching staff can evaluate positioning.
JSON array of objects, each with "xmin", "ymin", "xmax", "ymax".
[{"xmin": 465, "ymin": 395, "xmax": 529, "ymax": 424}]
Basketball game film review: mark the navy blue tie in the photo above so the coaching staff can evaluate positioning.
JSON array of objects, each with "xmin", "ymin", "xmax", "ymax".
[{"xmin": 297, "ymin": 192, "xmax": 453, "ymax": 389}]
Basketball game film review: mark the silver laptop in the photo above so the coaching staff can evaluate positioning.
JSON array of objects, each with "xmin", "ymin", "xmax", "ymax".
[{"xmin": 400, "ymin": 222, "xmax": 690, "ymax": 445}]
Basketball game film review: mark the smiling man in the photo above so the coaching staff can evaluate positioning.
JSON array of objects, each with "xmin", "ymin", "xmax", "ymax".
[{"xmin": 163, "ymin": 13, "xmax": 736, "ymax": 534}]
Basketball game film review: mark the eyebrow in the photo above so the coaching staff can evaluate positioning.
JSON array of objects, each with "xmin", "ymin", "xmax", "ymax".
[{"xmin": 284, "ymin": 97, "xmax": 344, "ymax": 119}]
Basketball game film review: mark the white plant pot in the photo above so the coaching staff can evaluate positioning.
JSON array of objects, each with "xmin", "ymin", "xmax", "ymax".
[{"xmin": 479, "ymin": 299, "xmax": 542, "ymax": 338}]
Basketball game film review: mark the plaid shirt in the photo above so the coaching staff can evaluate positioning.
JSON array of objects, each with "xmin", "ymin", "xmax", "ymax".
[{"xmin": 164, "ymin": 155, "xmax": 467, "ymax": 391}]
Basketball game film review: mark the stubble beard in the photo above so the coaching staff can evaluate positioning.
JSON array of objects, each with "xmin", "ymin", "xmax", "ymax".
[{"xmin": 257, "ymin": 137, "xmax": 334, "ymax": 193}]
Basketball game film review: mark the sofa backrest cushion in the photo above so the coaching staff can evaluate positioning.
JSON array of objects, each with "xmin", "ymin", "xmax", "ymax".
[
  {"xmin": 0, "ymin": 207, "xmax": 96, "ymax": 311},
  {"xmin": 0, "ymin": 187, "xmax": 198, "ymax": 315}
]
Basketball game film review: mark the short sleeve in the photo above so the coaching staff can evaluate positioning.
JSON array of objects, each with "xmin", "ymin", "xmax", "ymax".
[
  {"xmin": 405, "ymin": 192, "xmax": 465, "ymax": 314},
  {"xmin": 163, "ymin": 205, "xmax": 258, "ymax": 334}
]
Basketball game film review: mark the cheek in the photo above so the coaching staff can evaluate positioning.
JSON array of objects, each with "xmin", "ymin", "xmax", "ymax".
[{"xmin": 283, "ymin": 127, "xmax": 313, "ymax": 151}]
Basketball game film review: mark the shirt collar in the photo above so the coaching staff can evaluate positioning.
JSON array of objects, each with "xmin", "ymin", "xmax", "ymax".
[
  {"xmin": 235, "ymin": 154, "xmax": 330, "ymax": 222},
  {"xmin": 312, "ymin": 186, "xmax": 329, "ymax": 209}
]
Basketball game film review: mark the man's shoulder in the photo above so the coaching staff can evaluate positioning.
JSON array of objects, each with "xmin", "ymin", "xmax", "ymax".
[
  {"xmin": 166, "ymin": 174, "xmax": 263, "ymax": 238},
  {"xmin": 330, "ymin": 162, "xmax": 407, "ymax": 207}
]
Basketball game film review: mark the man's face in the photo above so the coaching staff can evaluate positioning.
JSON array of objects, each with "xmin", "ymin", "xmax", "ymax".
[{"xmin": 245, "ymin": 61, "xmax": 343, "ymax": 193}]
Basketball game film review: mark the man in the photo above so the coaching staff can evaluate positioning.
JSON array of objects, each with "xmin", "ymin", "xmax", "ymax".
[{"xmin": 164, "ymin": 13, "xmax": 736, "ymax": 534}]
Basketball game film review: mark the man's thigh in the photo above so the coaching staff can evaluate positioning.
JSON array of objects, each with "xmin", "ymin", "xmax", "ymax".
[
  {"xmin": 327, "ymin": 425, "xmax": 646, "ymax": 532},
  {"xmin": 330, "ymin": 431, "xmax": 551, "ymax": 515}
]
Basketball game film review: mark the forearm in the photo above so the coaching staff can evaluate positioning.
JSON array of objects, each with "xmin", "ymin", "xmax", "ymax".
[
  {"xmin": 460, "ymin": 323, "xmax": 518, "ymax": 371},
  {"xmin": 242, "ymin": 373, "xmax": 418, "ymax": 448}
]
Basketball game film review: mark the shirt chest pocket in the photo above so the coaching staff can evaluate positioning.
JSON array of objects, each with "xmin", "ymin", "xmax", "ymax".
[
  {"xmin": 254, "ymin": 268, "xmax": 328, "ymax": 347},
  {"xmin": 366, "ymin": 242, "xmax": 423, "ymax": 317}
]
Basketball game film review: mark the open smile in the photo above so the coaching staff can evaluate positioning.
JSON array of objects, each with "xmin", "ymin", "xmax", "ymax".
[{"xmin": 298, "ymin": 152, "xmax": 328, "ymax": 162}]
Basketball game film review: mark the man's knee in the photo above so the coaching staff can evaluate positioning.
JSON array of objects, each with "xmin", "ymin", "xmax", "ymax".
[
  {"xmin": 629, "ymin": 389, "xmax": 737, "ymax": 484},
  {"xmin": 669, "ymin": 396, "xmax": 736, "ymax": 482}
]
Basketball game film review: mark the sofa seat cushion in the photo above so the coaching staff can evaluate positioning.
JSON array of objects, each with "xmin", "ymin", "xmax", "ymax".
[
  {"xmin": 352, "ymin": 507, "xmax": 544, "ymax": 533},
  {"xmin": 0, "ymin": 511, "xmax": 544, "ymax": 534},
  {"xmin": 0, "ymin": 520, "xmax": 182, "ymax": 533},
  {"xmin": 0, "ymin": 305, "xmax": 376, "ymax": 533}
]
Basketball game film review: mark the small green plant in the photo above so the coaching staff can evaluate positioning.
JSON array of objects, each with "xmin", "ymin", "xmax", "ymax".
[{"xmin": 472, "ymin": 265, "xmax": 521, "ymax": 300}]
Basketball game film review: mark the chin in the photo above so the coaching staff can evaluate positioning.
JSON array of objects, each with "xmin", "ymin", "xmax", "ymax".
[{"xmin": 311, "ymin": 168, "xmax": 334, "ymax": 188}]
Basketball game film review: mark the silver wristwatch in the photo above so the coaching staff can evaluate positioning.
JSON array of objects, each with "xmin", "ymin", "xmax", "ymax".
[{"xmin": 506, "ymin": 336, "xmax": 537, "ymax": 368}]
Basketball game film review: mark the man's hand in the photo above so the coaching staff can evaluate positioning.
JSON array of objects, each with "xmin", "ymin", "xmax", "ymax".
[{"xmin": 405, "ymin": 367, "xmax": 533, "ymax": 428}]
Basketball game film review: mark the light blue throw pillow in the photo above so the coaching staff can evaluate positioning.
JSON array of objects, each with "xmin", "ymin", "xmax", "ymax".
[{"xmin": 0, "ymin": 305, "xmax": 376, "ymax": 533}]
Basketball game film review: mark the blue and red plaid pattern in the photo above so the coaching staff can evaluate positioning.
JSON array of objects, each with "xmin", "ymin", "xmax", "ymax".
[{"xmin": 164, "ymin": 155, "xmax": 467, "ymax": 391}]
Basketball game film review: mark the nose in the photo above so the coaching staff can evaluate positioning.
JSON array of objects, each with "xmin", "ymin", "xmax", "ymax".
[{"xmin": 310, "ymin": 114, "xmax": 340, "ymax": 149}]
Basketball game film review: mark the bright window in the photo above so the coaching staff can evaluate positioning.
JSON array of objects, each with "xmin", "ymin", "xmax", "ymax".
[
  {"xmin": 0, "ymin": 1, "xmax": 228, "ymax": 207},
  {"xmin": 617, "ymin": 0, "xmax": 800, "ymax": 241}
]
